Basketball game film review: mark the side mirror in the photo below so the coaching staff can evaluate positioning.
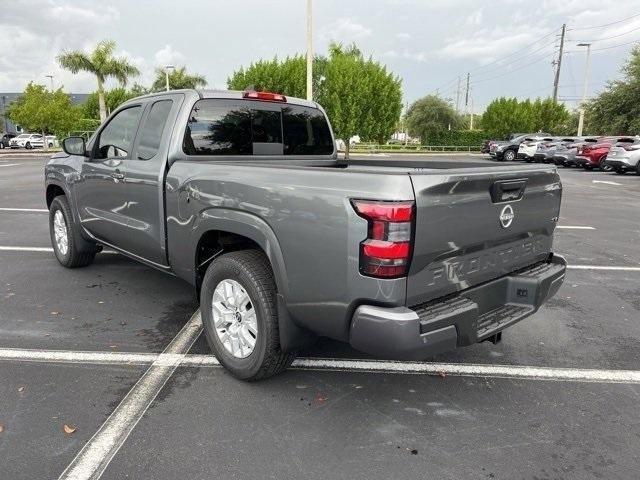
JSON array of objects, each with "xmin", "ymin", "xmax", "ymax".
[{"xmin": 62, "ymin": 136, "xmax": 87, "ymax": 156}]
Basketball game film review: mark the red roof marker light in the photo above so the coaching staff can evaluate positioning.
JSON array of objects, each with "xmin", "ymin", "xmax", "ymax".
[{"xmin": 243, "ymin": 91, "xmax": 287, "ymax": 102}]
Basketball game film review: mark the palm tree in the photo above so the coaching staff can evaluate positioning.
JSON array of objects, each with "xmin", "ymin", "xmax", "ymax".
[
  {"xmin": 151, "ymin": 66, "xmax": 207, "ymax": 92},
  {"xmin": 57, "ymin": 40, "xmax": 140, "ymax": 123}
]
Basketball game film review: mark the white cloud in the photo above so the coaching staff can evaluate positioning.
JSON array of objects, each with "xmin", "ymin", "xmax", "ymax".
[
  {"xmin": 396, "ymin": 32, "xmax": 411, "ymax": 40},
  {"xmin": 319, "ymin": 18, "xmax": 372, "ymax": 45},
  {"xmin": 465, "ymin": 9, "xmax": 483, "ymax": 26},
  {"xmin": 154, "ymin": 45, "xmax": 186, "ymax": 67}
]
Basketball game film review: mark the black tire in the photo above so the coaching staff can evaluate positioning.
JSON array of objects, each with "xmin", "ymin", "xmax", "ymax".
[
  {"xmin": 49, "ymin": 196, "xmax": 97, "ymax": 268},
  {"xmin": 614, "ymin": 168, "xmax": 626, "ymax": 175},
  {"xmin": 636, "ymin": 162, "xmax": 640, "ymax": 176},
  {"xmin": 503, "ymin": 149, "xmax": 516, "ymax": 162},
  {"xmin": 25, "ymin": 142, "xmax": 32, "ymax": 150},
  {"xmin": 599, "ymin": 156, "xmax": 611, "ymax": 171},
  {"xmin": 200, "ymin": 250, "xmax": 295, "ymax": 381}
]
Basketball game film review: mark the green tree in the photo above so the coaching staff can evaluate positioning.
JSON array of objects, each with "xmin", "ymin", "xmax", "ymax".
[
  {"xmin": 8, "ymin": 83, "xmax": 81, "ymax": 148},
  {"xmin": 57, "ymin": 40, "xmax": 139, "ymax": 123},
  {"xmin": 82, "ymin": 87, "xmax": 138, "ymax": 120},
  {"xmin": 585, "ymin": 45, "xmax": 640, "ymax": 135},
  {"xmin": 227, "ymin": 43, "xmax": 402, "ymax": 159},
  {"xmin": 150, "ymin": 66, "xmax": 207, "ymax": 92},
  {"xmin": 405, "ymin": 95, "xmax": 462, "ymax": 143},
  {"xmin": 481, "ymin": 97, "xmax": 569, "ymax": 138}
]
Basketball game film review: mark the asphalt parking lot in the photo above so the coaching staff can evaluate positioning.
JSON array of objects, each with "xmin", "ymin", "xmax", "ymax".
[{"xmin": 1, "ymin": 153, "xmax": 639, "ymax": 479}]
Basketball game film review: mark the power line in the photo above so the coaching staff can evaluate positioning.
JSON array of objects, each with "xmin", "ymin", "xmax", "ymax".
[
  {"xmin": 565, "ymin": 37, "xmax": 640, "ymax": 53},
  {"xmin": 573, "ymin": 24, "xmax": 640, "ymax": 43},
  {"xmin": 427, "ymin": 29, "xmax": 558, "ymax": 95},
  {"xmin": 471, "ymin": 52, "xmax": 556, "ymax": 85},
  {"xmin": 569, "ymin": 12, "xmax": 640, "ymax": 31}
]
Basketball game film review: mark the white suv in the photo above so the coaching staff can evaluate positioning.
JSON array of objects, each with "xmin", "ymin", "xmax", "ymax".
[
  {"xmin": 605, "ymin": 141, "xmax": 640, "ymax": 175},
  {"xmin": 8, "ymin": 133, "xmax": 56, "ymax": 149},
  {"xmin": 10, "ymin": 133, "xmax": 44, "ymax": 149},
  {"xmin": 517, "ymin": 137, "xmax": 554, "ymax": 161}
]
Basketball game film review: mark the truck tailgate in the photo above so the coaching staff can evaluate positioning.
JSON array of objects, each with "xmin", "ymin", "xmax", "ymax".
[{"xmin": 407, "ymin": 167, "xmax": 562, "ymax": 306}]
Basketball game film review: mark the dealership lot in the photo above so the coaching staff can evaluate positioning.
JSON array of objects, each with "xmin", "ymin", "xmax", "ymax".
[{"xmin": 1, "ymin": 154, "xmax": 639, "ymax": 479}]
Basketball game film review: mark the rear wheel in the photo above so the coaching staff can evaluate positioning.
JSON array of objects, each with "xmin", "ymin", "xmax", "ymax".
[
  {"xmin": 200, "ymin": 250, "xmax": 295, "ymax": 381},
  {"xmin": 599, "ymin": 156, "xmax": 612, "ymax": 171},
  {"xmin": 614, "ymin": 167, "xmax": 626, "ymax": 175},
  {"xmin": 25, "ymin": 142, "xmax": 32, "ymax": 150},
  {"xmin": 49, "ymin": 196, "xmax": 97, "ymax": 268},
  {"xmin": 503, "ymin": 149, "xmax": 516, "ymax": 162},
  {"xmin": 636, "ymin": 162, "xmax": 640, "ymax": 175}
]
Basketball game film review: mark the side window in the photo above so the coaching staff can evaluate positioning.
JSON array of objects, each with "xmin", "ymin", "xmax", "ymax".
[
  {"xmin": 184, "ymin": 100, "xmax": 251, "ymax": 155},
  {"xmin": 282, "ymin": 105, "xmax": 334, "ymax": 155},
  {"xmin": 95, "ymin": 106, "xmax": 142, "ymax": 160},
  {"xmin": 136, "ymin": 100, "xmax": 173, "ymax": 160}
]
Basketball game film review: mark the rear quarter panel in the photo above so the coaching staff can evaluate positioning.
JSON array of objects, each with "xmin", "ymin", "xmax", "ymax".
[{"xmin": 165, "ymin": 162, "xmax": 415, "ymax": 341}]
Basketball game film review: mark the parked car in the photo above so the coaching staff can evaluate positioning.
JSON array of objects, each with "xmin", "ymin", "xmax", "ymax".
[
  {"xmin": 553, "ymin": 138, "xmax": 598, "ymax": 167},
  {"xmin": 604, "ymin": 139, "xmax": 640, "ymax": 174},
  {"xmin": 518, "ymin": 137, "xmax": 555, "ymax": 162},
  {"xmin": 575, "ymin": 137, "xmax": 636, "ymax": 171},
  {"xmin": 534, "ymin": 137, "xmax": 577, "ymax": 163},
  {"xmin": 45, "ymin": 89, "xmax": 566, "ymax": 380},
  {"xmin": 9, "ymin": 133, "xmax": 44, "ymax": 149},
  {"xmin": 492, "ymin": 133, "xmax": 550, "ymax": 161},
  {"xmin": 0, "ymin": 132, "xmax": 17, "ymax": 149}
]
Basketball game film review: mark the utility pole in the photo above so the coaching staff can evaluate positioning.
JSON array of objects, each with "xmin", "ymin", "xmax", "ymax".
[
  {"xmin": 464, "ymin": 73, "xmax": 470, "ymax": 112},
  {"xmin": 455, "ymin": 76, "xmax": 461, "ymax": 113},
  {"xmin": 1, "ymin": 95, "xmax": 7, "ymax": 133},
  {"xmin": 306, "ymin": 0, "xmax": 313, "ymax": 101},
  {"xmin": 164, "ymin": 65, "xmax": 175, "ymax": 92},
  {"xmin": 552, "ymin": 24, "xmax": 566, "ymax": 103},
  {"xmin": 577, "ymin": 43, "xmax": 592, "ymax": 136},
  {"xmin": 469, "ymin": 95, "xmax": 474, "ymax": 130}
]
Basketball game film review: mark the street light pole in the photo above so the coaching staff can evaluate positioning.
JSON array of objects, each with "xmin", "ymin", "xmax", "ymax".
[
  {"xmin": 45, "ymin": 75, "xmax": 54, "ymax": 91},
  {"xmin": 165, "ymin": 65, "xmax": 175, "ymax": 92},
  {"xmin": 306, "ymin": 0, "xmax": 313, "ymax": 101},
  {"xmin": 577, "ymin": 43, "xmax": 591, "ymax": 137}
]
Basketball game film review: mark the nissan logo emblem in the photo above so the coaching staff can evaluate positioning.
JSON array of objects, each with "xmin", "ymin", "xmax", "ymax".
[{"xmin": 499, "ymin": 205, "xmax": 514, "ymax": 228}]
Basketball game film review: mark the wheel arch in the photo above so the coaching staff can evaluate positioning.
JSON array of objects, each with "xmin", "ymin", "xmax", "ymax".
[{"xmin": 191, "ymin": 210, "xmax": 315, "ymax": 352}]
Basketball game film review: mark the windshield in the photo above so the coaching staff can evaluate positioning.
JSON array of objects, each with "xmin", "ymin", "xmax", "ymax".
[{"xmin": 16, "ymin": 134, "xmax": 30, "ymax": 139}]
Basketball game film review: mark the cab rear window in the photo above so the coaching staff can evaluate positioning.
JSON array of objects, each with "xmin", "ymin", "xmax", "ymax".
[{"xmin": 183, "ymin": 99, "xmax": 333, "ymax": 156}]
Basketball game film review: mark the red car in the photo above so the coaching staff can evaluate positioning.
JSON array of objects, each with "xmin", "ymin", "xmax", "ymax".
[{"xmin": 575, "ymin": 136, "xmax": 636, "ymax": 171}]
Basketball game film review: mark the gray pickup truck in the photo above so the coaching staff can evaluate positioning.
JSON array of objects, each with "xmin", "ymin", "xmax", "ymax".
[{"xmin": 45, "ymin": 89, "xmax": 566, "ymax": 380}]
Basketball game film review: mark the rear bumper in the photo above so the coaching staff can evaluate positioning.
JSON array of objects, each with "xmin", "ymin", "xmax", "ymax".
[
  {"xmin": 349, "ymin": 255, "xmax": 567, "ymax": 360},
  {"xmin": 605, "ymin": 159, "xmax": 637, "ymax": 170}
]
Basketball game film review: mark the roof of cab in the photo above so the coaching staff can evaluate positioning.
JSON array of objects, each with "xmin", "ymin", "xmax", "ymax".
[{"xmin": 126, "ymin": 88, "xmax": 319, "ymax": 109}]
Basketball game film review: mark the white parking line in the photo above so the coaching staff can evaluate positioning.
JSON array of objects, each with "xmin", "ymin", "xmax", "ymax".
[
  {"xmin": 0, "ymin": 163, "xmax": 22, "ymax": 168},
  {"xmin": 556, "ymin": 226, "xmax": 595, "ymax": 230},
  {"xmin": 0, "ymin": 246, "xmax": 54, "ymax": 252},
  {"xmin": 567, "ymin": 265, "xmax": 640, "ymax": 272},
  {"xmin": 57, "ymin": 311, "xmax": 203, "ymax": 480},
  {"xmin": 1, "ymin": 346, "xmax": 640, "ymax": 385},
  {"xmin": 592, "ymin": 180, "xmax": 622, "ymax": 186},
  {"xmin": 0, "ymin": 246, "xmax": 119, "ymax": 254},
  {"xmin": 0, "ymin": 207, "xmax": 48, "ymax": 212}
]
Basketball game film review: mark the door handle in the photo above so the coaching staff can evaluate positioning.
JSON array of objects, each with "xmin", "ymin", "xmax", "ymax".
[{"xmin": 111, "ymin": 171, "xmax": 125, "ymax": 180}]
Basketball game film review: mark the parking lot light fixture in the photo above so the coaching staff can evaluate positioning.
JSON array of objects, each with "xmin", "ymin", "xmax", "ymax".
[
  {"xmin": 165, "ymin": 65, "xmax": 175, "ymax": 92},
  {"xmin": 577, "ymin": 43, "xmax": 591, "ymax": 137}
]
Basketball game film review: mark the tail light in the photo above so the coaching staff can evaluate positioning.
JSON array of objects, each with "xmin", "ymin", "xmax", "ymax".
[
  {"xmin": 352, "ymin": 200, "xmax": 415, "ymax": 278},
  {"xmin": 243, "ymin": 91, "xmax": 286, "ymax": 102}
]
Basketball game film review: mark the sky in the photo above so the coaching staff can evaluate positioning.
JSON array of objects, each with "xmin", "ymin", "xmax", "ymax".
[{"xmin": 1, "ymin": 0, "xmax": 639, "ymax": 112}]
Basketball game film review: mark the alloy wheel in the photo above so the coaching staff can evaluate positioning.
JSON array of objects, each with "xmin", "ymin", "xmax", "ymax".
[
  {"xmin": 211, "ymin": 279, "xmax": 258, "ymax": 359},
  {"xmin": 53, "ymin": 210, "xmax": 69, "ymax": 255}
]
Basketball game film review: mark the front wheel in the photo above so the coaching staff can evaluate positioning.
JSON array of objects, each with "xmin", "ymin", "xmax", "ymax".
[
  {"xmin": 25, "ymin": 142, "xmax": 32, "ymax": 150},
  {"xmin": 503, "ymin": 149, "xmax": 516, "ymax": 162},
  {"xmin": 200, "ymin": 250, "xmax": 295, "ymax": 381},
  {"xmin": 49, "ymin": 196, "xmax": 97, "ymax": 268}
]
